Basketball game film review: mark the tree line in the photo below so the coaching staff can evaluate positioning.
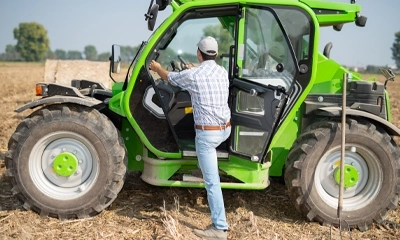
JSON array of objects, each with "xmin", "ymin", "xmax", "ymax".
[
  {"xmin": 0, "ymin": 22, "xmax": 141, "ymax": 62},
  {"xmin": 1, "ymin": 22, "xmax": 400, "ymax": 72}
]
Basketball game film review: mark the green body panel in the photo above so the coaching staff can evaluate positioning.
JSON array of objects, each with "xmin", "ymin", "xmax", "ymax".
[
  {"xmin": 109, "ymin": 91, "xmax": 126, "ymax": 117},
  {"xmin": 268, "ymin": 109, "xmax": 302, "ymax": 176},
  {"xmin": 111, "ymin": 82, "xmax": 124, "ymax": 96},
  {"xmin": 174, "ymin": 0, "xmax": 361, "ymax": 27},
  {"xmin": 121, "ymin": 119, "xmax": 145, "ymax": 171},
  {"xmin": 300, "ymin": 0, "xmax": 360, "ymax": 26},
  {"xmin": 107, "ymin": 0, "xmax": 393, "ymax": 186},
  {"xmin": 311, "ymin": 54, "xmax": 352, "ymax": 94},
  {"xmin": 310, "ymin": 53, "xmax": 365, "ymax": 94},
  {"xmin": 386, "ymin": 91, "xmax": 392, "ymax": 122},
  {"xmin": 140, "ymin": 147, "xmax": 271, "ymax": 189}
]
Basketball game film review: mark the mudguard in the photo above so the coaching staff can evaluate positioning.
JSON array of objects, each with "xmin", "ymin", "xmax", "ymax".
[
  {"xmin": 316, "ymin": 106, "xmax": 400, "ymax": 136},
  {"xmin": 15, "ymin": 96, "xmax": 102, "ymax": 113}
]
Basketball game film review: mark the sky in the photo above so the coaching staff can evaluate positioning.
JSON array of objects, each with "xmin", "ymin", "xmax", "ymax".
[{"xmin": 0, "ymin": 0, "xmax": 399, "ymax": 67}]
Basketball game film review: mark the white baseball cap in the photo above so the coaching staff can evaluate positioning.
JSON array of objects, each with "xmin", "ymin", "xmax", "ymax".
[{"xmin": 197, "ymin": 36, "xmax": 218, "ymax": 56}]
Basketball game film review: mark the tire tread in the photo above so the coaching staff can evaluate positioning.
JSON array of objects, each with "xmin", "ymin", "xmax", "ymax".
[
  {"xmin": 5, "ymin": 104, "xmax": 127, "ymax": 219},
  {"xmin": 284, "ymin": 118, "xmax": 400, "ymax": 231}
]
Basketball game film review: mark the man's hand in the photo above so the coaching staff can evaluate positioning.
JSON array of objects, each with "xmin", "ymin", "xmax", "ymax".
[
  {"xmin": 149, "ymin": 60, "xmax": 169, "ymax": 82},
  {"xmin": 149, "ymin": 60, "xmax": 161, "ymax": 72},
  {"xmin": 184, "ymin": 63, "xmax": 195, "ymax": 69}
]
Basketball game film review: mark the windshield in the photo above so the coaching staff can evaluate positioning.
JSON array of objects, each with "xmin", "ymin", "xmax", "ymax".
[{"xmin": 152, "ymin": 17, "xmax": 235, "ymax": 73}]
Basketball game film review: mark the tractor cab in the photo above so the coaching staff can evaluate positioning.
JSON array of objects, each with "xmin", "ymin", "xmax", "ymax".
[{"xmin": 111, "ymin": 1, "xmax": 308, "ymax": 168}]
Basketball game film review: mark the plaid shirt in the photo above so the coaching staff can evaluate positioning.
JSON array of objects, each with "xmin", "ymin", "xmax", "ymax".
[{"xmin": 168, "ymin": 60, "xmax": 230, "ymax": 126}]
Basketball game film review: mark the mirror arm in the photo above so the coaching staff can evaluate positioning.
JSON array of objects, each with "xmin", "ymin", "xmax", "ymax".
[
  {"xmin": 145, "ymin": 0, "xmax": 155, "ymax": 21},
  {"xmin": 109, "ymin": 58, "xmax": 116, "ymax": 83}
]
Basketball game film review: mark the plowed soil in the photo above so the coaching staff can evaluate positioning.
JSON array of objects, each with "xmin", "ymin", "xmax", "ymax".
[{"xmin": 0, "ymin": 62, "xmax": 399, "ymax": 239}]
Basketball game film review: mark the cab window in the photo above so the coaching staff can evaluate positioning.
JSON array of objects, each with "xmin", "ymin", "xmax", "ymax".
[
  {"xmin": 239, "ymin": 7, "xmax": 310, "ymax": 91},
  {"xmin": 155, "ymin": 17, "xmax": 235, "ymax": 72}
]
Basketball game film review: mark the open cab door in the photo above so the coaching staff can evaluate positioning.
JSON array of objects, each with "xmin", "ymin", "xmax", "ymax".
[{"xmin": 227, "ymin": 6, "xmax": 299, "ymax": 165}]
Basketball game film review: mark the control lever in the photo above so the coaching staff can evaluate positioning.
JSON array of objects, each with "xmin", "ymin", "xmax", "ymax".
[
  {"xmin": 170, "ymin": 61, "xmax": 177, "ymax": 72},
  {"xmin": 178, "ymin": 55, "xmax": 188, "ymax": 69},
  {"xmin": 178, "ymin": 55, "xmax": 187, "ymax": 65}
]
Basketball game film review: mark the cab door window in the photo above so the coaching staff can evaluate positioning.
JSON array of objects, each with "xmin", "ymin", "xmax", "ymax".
[
  {"xmin": 238, "ymin": 7, "xmax": 301, "ymax": 92},
  {"xmin": 229, "ymin": 6, "xmax": 303, "ymax": 159}
]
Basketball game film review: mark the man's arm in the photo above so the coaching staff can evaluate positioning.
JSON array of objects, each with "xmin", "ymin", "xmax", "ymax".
[{"xmin": 149, "ymin": 60, "xmax": 169, "ymax": 82}]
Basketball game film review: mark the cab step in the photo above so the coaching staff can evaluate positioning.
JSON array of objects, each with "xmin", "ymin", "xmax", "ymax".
[{"xmin": 182, "ymin": 174, "xmax": 204, "ymax": 182}]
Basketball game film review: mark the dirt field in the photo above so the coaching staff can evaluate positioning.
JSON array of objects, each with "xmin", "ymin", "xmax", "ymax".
[{"xmin": 0, "ymin": 62, "xmax": 399, "ymax": 239}]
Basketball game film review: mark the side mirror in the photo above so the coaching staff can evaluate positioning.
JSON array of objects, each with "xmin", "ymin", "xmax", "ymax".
[
  {"xmin": 333, "ymin": 24, "xmax": 343, "ymax": 32},
  {"xmin": 111, "ymin": 44, "xmax": 121, "ymax": 74},
  {"xmin": 323, "ymin": 42, "xmax": 333, "ymax": 59},
  {"xmin": 355, "ymin": 15, "xmax": 367, "ymax": 27},
  {"xmin": 147, "ymin": 4, "xmax": 159, "ymax": 31},
  {"xmin": 156, "ymin": 0, "xmax": 171, "ymax": 11}
]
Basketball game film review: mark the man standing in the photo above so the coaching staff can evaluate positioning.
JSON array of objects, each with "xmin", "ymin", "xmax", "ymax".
[{"xmin": 149, "ymin": 36, "xmax": 231, "ymax": 240}]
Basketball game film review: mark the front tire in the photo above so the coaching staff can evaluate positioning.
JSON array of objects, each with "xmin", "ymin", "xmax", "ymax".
[
  {"xmin": 284, "ymin": 118, "xmax": 400, "ymax": 231},
  {"xmin": 5, "ymin": 104, "xmax": 127, "ymax": 219}
]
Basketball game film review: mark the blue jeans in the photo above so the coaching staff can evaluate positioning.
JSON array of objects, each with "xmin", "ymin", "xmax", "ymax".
[{"xmin": 195, "ymin": 126, "xmax": 231, "ymax": 230}]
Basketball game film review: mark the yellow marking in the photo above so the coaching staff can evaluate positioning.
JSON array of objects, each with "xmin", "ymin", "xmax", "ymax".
[
  {"xmin": 185, "ymin": 107, "xmax": 193, "ymax": 114},
  {"xmin": 334, "ymin": 160, "xmax": 341, "ymax": 167}
]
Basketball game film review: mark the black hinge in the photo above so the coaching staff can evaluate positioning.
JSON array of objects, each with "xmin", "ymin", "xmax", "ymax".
[{"xmin": 238, "ymin": 7, "xmax": 243, "ymax": 18}]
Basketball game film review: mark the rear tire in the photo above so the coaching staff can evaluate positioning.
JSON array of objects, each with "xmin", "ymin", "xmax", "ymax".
[
  {"xmin": 5, "ymin": 104, "xmax": 127, "ymax": 219},
  {"xmin": 284, "ymin": 118, "xmax": 400, "ymax": 231}
]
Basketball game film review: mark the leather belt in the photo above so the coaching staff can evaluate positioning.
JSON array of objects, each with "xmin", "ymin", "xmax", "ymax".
[{"xmin": 195, "ymin": 121, "xmax": 231, "ymax": 130}]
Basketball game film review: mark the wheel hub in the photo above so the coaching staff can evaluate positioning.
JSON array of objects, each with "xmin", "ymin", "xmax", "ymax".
[
  {"xmin": 39, "ymin": 134, "xmax": 96, "ymax": 190},
  {"xmin": 316, "ymin": 148, "xmax": 370, "ymax": 200},
  {"xmin": 333, "ymin": 164, "xmax": 359, "ymax": 188},
  {"xmin": 53, "ymin": 152, "xmax": 78, "ymax": 177}
]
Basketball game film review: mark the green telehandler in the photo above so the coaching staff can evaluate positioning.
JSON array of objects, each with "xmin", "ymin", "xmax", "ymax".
[{"xmin": 5, "ymin": 0, "xmax": 399, "ymax": 231}]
